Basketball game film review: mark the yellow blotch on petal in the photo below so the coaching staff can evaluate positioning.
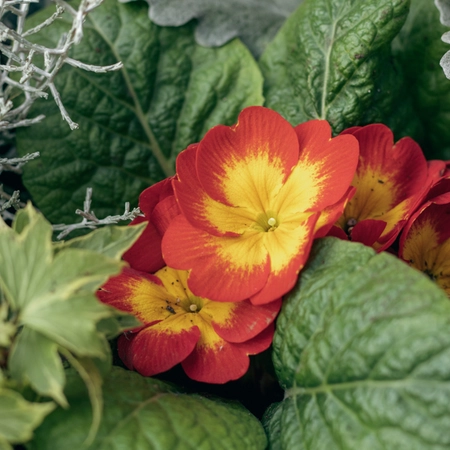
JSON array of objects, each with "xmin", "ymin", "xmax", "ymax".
[
  {"xmin": 403, "ymin": 219, "xmax": 450, "ymax": 295},
  {"xmin": 220, "ymin": 152, "xmax": 285, "ymax": 211},
  {"xmin": 341, "ymin": 170, "xmax": 397, "ymax": 224}
]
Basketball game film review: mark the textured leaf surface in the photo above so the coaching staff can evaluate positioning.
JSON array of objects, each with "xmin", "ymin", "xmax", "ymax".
[
  {"xmin": 392, "ymin": 0, "xmax": 450, "ymax": 159},
  {"xmin": 259, "ymin": 0, "xmax": 414, "ymax": 135},
  {"xmin": 29, "ymin": 366, "xmax": 267, "ymax": 450},
  {"xmin": 0, "ymin": 388, "xmax": 54, "ymax": 446},
  {"xmin": 265, "ymin": 237, "xmax": 450, "ymax": 449},
  {"xmin": 16, "ymin": 0, "xmax": 263, "ymax": 224},
  {"xmin": 147, "ymin": 0, "xmax": 303, "ymax": 57}
]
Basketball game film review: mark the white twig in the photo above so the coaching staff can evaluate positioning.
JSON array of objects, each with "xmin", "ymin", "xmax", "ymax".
[
  {"xmin": 0, "ymin": 0, "xmax": 123, "ymax": 131},
  {"xmin": 52, "ymin": 188, "xmax": 144, "ymax": 240},
  {"xmin": 0, "ymin": 151, "xmax": 40, "ymax": 173}
]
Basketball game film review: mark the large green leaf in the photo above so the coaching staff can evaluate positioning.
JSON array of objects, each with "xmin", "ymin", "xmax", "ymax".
[
  {"xmin": 259, "ymin": 0, "xmax": 417, "ymax": 135},
  {"xmin": 16, "ymin": 0, "xmax": 263, "ymax": 224},
  {"xmin": 28, "ymin": 366, "xmax": 267, "ymax": 450},
  {"xmin": 392, "ymin": 0, "xmax": 450, "ymax": 159},
  {"xmin": 265, "ymin": 238, "xmax": 450, "ymax": 449},
  {"xmin": 0, "ymin": 388, "xmax": 54, "ymax": 448}
]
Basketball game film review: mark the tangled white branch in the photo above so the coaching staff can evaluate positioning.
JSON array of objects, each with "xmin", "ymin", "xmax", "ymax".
[
  {"xmin": 52, "ymin": 187, "xmax": 143, "ymax": 239},
  {"xmin": 0, "ymin": 0, "xmax": 123, "ymax": 132}
]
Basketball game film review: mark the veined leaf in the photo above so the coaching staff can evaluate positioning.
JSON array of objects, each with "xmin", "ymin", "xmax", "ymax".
[
  {"xmin": 16, "ymin": 0, "xmax": 263, "ymax": 224},
  {"xmin": 260, "ymin": 0, "xmax": 414, "ymax": 135},
  {"xmin": 28, "ymin": 366, "xmax": 267, "ymax": 450},
  {"xmin": 265, "ymin": 238, "xmax": 450, "ymax": 449}
]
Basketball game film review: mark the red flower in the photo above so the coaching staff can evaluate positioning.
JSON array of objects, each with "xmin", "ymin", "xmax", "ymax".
[
  {"xmin": 161, "ymin": 106, "xmax": 359, "ymax": 305},
  {"xmin": 330, "ymin": 124, "xmax": 430, "ymax": 251},
  {"xmin": 122, "ymin": 177, "xmax": 179, "ymax": 273},
  {"xmin": 97, "ymin": 266, "xmax": 281, "ymax": 383},
  {"xmin": 399, "ymin": 178, "xmax": 450, "ymax": 296}
]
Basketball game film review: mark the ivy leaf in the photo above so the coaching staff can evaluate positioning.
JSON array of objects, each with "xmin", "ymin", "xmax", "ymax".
[
  {"xmin": 2, "ymin": 205, "xmax": 141, "ymax": 406},
  {"xmin": 146, "ymin": 0, "xmax": 304, "ymax": 57},
  {"xmin": 0, "ymin": 388, "xmax": 54, "ymax": 448},
  {"xmin": 56, "ymin": 223, "xmax": 146, "ymax": 260},
  {"xmin": 28, "ymin": 366, "xmax": 268, "ymax": 450},
  {"xmin": 392, "ymin": 0, "xmax": 450, "ymax": 159},
  {"xmin": 264, "ymin": 238, "xmax": 450, "ymax": 449},
  {"xmin": 16, "ymin": 0, "xmax": 263, "ymax": 225},
  {"xmin": 259, "ymin": 0, "xmax": 415, "ymax": 135}
]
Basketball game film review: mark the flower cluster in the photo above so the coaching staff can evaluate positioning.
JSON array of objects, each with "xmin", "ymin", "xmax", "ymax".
[
  {"xmin": 98, "ymin": 106, "xmax": 360, "ymax": 383},
  {"xmin": 98, "ymin": 106, "xmax": 450, "ymax": 384}
]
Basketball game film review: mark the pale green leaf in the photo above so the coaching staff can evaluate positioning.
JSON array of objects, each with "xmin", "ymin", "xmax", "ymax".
[
  {"xmin": 16, "ymin": 0, "xmax": 263, "ymax": 224},
  {"xmin": 0, "ymin": 388, "xmax": 54, "ymax": 445},
  {"xmin": 58, "ymin": 223, "xmax": 146, "ymax": 260},
  {"xmin": 21, "ymin": 294, "xmax": 112, "ymax": 358},
  {"xmin": 265, "ymin": 238, "xmax": 450, "ymax": 449},
  {"xmin": 8, "ymin": 328, "xmax": 67, "ymax": 407},
  {"xmin": 0, "ymin": 205, "xmax": 53, "ymax": 310},
  {"xmin": 60, "ymin": 353, "xmax": 104, "ymax": 447},
  {"xmin": 29, "ymin": 367, "xmax": 267, "ymax": 450}
]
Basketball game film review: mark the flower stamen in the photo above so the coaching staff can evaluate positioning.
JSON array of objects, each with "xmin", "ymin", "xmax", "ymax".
[{"xmin": 267, "ymin": 217, "xmax": 277, "ymax": 227}]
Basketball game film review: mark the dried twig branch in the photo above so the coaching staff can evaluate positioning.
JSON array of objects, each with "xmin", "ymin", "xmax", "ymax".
[
  {"xmin": 0, "ymin": 0, "xmax": 123, "ymax": 132},
  {"xmin": 52, "ymin": 188, "xmax": 143, "ymax": 240}
]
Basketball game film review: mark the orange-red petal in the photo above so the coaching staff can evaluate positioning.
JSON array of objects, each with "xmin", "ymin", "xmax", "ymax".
[
  {"xmin": 123, "ymin": 177, "xmax": 178, "ymax": 272},
  {"xmin": 195, "ymin": 107, "xmax": 299, "ymax": 208},
  {"xmin": 162, "ymin": 215, "xmax": 270, "ymax": 302},
  {"xmin": 294, "ymin": 120, "xmax": 359, "ymax": 211},
  {"xmin": 123, "ymin": 323, "xmax": 201, "ymax": 377},
  {"xmin": 209, "ymin": 298, "xmax": 281, "ymax": 343}
]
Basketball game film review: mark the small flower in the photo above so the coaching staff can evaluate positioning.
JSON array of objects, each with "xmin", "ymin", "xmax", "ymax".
[
  {"xmin": 122, "ymin": 176, "xmax": 179, "ymax": 273},
  {"xmin": 97, "ymin": 266, "xmax": 281, "ymax": 383},
  {"xmin": 330, "ymin": 124, "xmax": 430, "ymax": 251},
  {"xmin": 162, "ymin": 106, "xmax": 359, "ymax": 304},
  {"xmin": 399, "ymin": 178, "xmax": 450, "ymax": 296}
]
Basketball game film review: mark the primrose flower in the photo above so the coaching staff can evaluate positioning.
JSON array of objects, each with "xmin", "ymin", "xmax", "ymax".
[
  {"xmin": 330, "ymin": 124, "xmax": 429, "ymax": 251},
  {"xmin": 399, "ymin": 178, "xmax": 450, "ymax": 297},
  {"xmin": 162, "ymin": 106, "xmax": 359, "ymax": 305},
  {"xmin": 122, "ymin": 177, "xmax": 179, "ymax": 273},
  {"xmin": 97, "ymin": 266, "xmax": 281, "ymax": 383}
]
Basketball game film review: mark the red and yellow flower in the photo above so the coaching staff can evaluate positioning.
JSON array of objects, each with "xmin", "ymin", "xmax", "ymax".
[
  {"xmin": 330, "ymin": 124, "xmax": 430, "ymax": 251},
  {"xmin": 162, "ymin": 106, "xmax": 359, "ymax": 305},
  {"xmin": 97, "ymin": 266, "xmax": 281, "ymax": 383},
  {"xmin": 399, "ymin": 178, "xmax": 450, "ymax": 296}
]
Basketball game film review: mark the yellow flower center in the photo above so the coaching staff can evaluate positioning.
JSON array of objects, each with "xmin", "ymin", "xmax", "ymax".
[{"xmin": 255, "ymin": 211, "xmax": 279, "ymax": 232}]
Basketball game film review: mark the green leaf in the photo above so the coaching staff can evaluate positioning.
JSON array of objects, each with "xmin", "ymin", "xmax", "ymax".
[
  {"xmin": 259, "ymin": 0, "xmax": 413, "ymax": 134},
  {"xmin": 265, "ymin": 238, "xmax": 450, "ymax": 449},
  {"xmin": 16, "ymin": 0, "xmax": 263, "ymax": 225},
  {"xmin": 29, "ymin": 366, "xmax": 267, "ymax": 450},
  {"xmin": 0, "ymin": 388, "xmax": 54, "ymax": 446},
  {"xmin": 57, "ymin": 223, "xmax": 146, "ymax": 260},
  {"xmin": 1, "ymin": 205, "xmax": 128, "ymax": 404},
  {"xmin": 147, "ymin": 0, "xmax": 304, "ymax": 57},
  {"xmin": 392, "ymin": 0, "xmax": 450, "ymax": 159},
  {"xmin": 0, "ymin": 205, "xmax": 122, "ymax": 311},
  {"xmin": 9, "ymin": 328, "xmax": 67, "ymax": 407}
]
